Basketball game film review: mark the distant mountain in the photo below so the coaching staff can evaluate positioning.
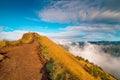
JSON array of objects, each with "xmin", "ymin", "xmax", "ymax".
[
  {"xmin": 88, "ymin": 41, "xmax": 120, "ymax": 45},
  {"xmin": 78, "ymin": 41, "xmax": 120, "ymax": 57},
  {"xmin": 0, "ymin": 32, "xmax": 116, "ymax": 80},
  {"xmin": 70, "ymin": 41, "xmax": 120, "ymax": 46}
]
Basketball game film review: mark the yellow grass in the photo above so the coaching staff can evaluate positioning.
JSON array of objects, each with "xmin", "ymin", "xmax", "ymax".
[
  {"xmin": 0, "ymin": 54, "xmax": 4, "ymax": 61},
  {"xmin": 39, "ymin": 35, "xmax": 116, "ymax": 80},
  {"xmin": 76, "ymin": 57, "xmax": 115, "ymax": 80},
  {"xmin": 0, "ymin": 40, "xmax": 9, "ymax": 47},
  {"xmin": 21, "ymin": 32, "xmax": 34, "ymax": 43},
  {"xmin": 39, "ymin": 36, "xmax": 97, "ymax": 80}
]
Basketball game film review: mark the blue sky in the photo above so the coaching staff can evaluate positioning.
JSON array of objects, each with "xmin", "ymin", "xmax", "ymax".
[{"xmin": 0, "ymin": 0, "xmax": 120, "ymax": 41}]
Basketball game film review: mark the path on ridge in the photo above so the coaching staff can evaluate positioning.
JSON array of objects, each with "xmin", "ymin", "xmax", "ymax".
[{"xmin": 0, "ymin": 41, "xmax": 47, "ymax": 80}]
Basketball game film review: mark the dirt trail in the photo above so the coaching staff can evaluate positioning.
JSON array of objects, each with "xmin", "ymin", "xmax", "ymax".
[{"xmin": 0, "ymin": 41, "xmax": 47, "ymax": 80}]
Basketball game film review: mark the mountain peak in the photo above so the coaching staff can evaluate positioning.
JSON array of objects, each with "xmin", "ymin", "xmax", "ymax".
[{"xmin": 21, "ymin": 32, "xmax": 41, "ymax": 43}]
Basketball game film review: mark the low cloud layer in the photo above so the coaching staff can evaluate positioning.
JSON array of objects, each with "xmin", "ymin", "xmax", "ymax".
[
  {"xmin": 0, "ymin": 30, "xmax": 47, "ymax": 41},
  {"xmin": 0, "ymin": 30, "xmax": 28, "ymax": 41},
  {"xmin": 56, "ymin": 41, "xmax": 120, "ymax": 79}
]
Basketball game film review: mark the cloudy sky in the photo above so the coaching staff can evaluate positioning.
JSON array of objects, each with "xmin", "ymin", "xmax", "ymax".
[{"xmin": 0, "ymin": 0, "xmax": 120, "ymax": 41}]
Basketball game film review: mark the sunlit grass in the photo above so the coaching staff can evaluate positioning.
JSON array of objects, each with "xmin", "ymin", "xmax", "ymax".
[
  {"xmin": 0, "ymin": 40, "xmax": 9, "ymax": 47},
  {"xmin": 0, "ymin": 54, "xmax": 4, "ymax": 61}
]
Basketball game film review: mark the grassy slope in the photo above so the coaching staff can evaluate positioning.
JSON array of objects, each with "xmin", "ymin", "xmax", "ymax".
[
  {"xmin": 76, "ymin": 56, "xmax": 116, "ymax": 80},
  {"xmin": 40, "ymin": 36, "xmax": 99, "ymax": 80},
  {"xmin": 40, "ymin": 35, "xmax": 116, "ymax": 80}
]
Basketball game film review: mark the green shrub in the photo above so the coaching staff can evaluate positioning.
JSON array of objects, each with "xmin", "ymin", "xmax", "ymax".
[
  {"xmin": 76, "ymin": 56, "xmax": 84, "ymax": 60},
  {"xmin": 41, "ymin": 46, "xmax": 50, "ymax": 60},
  {"xmin": 55, "ymin": 73, "xmax": 64, "ymax": 80},
  {"xmin": 84, "ymin": 65, "xmax": 110, "ymax": 79},
  {"xmin": 46, "ymin": 58, "xmax": 54, "ymax": 80}
]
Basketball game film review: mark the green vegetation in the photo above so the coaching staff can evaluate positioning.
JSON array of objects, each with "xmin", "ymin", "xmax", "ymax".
[
  {"xmin": 46, "ymin": 58, "xmax": 54, "ymax": 80},
  {"xmin": 76, "ymin": 56, "xmax": 90, "ymax": 63},
  {"xmin": 75, "ymin": 56, "xmax": 111, "ymax": 79},
  {"xmin": 84, "ymin": 64, "xmax": 111, "ymax": 80},
  {"xmin": 45, "ymin": 58, "xmax": 79, "ymax": 80},
  {"xmin": 103, "ymin": 45, "xmax": 120, "ymax": 57},
  {"xmin": 41, "ymin": 46, "xmax": 50, "ymax": 60},
  {"xmin": 76, "ymin": 56, "xmax": 84, "ymax": 60}
]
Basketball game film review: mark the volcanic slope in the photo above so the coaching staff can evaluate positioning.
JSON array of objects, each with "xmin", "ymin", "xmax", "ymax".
[{"xmin": 0, "ymin": 32, "xmax": 116, "ymax": 80}]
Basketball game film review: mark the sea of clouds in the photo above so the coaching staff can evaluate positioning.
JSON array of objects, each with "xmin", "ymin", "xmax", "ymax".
[{"xmin": 55, "ymin": 40, "xmax": 120, "ymax": 79}]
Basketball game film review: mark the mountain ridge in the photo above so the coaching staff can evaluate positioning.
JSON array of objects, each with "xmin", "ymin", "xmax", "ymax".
[{"xmin": 0, "ymin": 32, "xmax": 116, "ymax": 80}]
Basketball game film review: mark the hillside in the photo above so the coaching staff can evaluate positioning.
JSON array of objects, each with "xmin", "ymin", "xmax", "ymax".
[{"xmin": 0, "ymin": 32, "xmax": 116, "ymax": 80}]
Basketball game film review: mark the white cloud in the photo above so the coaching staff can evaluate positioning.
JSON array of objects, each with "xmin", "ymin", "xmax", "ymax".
[
  {"xmin": 0, "ymin": 30, "xmax": 48, "ymax": 41},
  {"xmin": 39, "ymin": 8, "xmax": 78, "ymax": 23},
  {"xmin": 47, "ymin": 24, "xmax": 120, "ymax": 41},
  {"xmin": 39, "ymin": 0, "xmax": 120, "ymax": 23},
  {"xmin": 101, "ymin": 10, "xmax": 120, "ymax": 18},
  {"xmin": 0, "ymin": 25, "xmax": 49, "ymax": 41},
  {"xmin": 0, "ymin": 30, "xmax": 28, "ymax": 41},
  {"xmin": 58, "ymin": 41, "xmax": 120, "ymax": 79},
  {"xmin": 65, "ymin": 24, "xmax": 120, "ymax": 33},
  {"xmin": 0, "ymin": 24, "xmax": 120, "ymax": 41},
  {"xmin": 97, "ymin": 10, "xmax": 120, "ymax": 22},
  {"xmin": 39, "ymin": 0, "xmax": 101, "ymax": 23}
]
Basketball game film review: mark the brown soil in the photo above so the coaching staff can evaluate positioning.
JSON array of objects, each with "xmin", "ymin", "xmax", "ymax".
[{"xmin": 0, "ymin": 41, "xmax": 48, "ymax": 80}]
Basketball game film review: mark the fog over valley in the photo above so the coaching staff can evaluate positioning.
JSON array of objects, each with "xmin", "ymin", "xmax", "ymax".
[{"xmin": 55, "ymin": 40, "xmax": 120, "ymax": 79}]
